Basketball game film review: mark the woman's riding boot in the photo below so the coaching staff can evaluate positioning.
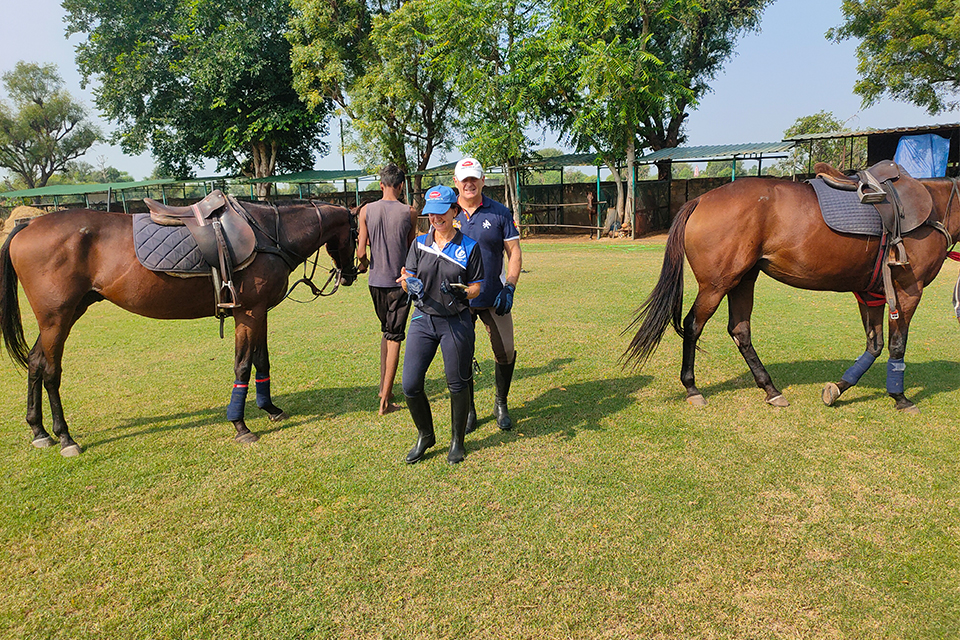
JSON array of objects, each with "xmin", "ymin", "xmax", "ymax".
[
  {"xmin": 448, "ymin": 389, "xmax": 470, "ymax": 464},
  {"xmin": 493, "ymin": 356, "xmax": 516, "ymax": 431},
  {"xmin": 464, "ymin": 378, "xmax": 477, "ymax": 434},
  {"xmin": 405, "ymin": 392, "xmax": 435, "ymax": 464}
]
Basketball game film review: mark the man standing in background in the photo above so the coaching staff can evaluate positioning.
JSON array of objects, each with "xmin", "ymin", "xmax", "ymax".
[
  {"xmin": 453, "ymin": 157, "xmax": 522, "ymax": 432},
  {"xmin": 357, "ymin": 163, "xmax": 419, "ymax": 415}
]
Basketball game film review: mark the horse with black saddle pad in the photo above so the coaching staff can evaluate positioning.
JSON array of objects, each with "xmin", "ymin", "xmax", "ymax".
[
  {"xmin": 624, "ymin": 170, "xmax": 960, "ymax": 416},
  {"xmin": 808, "ymin": 160, "xmax": 947, "ymax": 320},
  {"xmin": 0, "ymin": 199, "xmax": 360, "ymax": 456},
  {"xmin": 142, "ymin": 190, "xmax": 257, "ymax": 311}
]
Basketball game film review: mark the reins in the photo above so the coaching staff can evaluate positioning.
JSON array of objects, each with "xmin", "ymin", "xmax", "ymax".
[
  {"xmin": 283, "ymin": 200, "xmax": 358, "ymax": 302},
  {"xmin": 231, "ymin": 197, "xmax": 356, "ymax": 302}
]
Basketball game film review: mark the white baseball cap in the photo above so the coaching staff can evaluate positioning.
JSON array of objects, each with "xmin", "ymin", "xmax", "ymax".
[{"xmin": 455, "ymin": 157, "xmax": 485, "ymax": 181}]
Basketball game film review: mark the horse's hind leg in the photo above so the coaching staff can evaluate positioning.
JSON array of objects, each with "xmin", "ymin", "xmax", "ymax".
[
  {"xmin": 822, "ymin": 301, "xmax": 884, "ymax": 406},
  {"xmin": 727, "ymin": 270, "xmax": 788, "ymax": 407},
  {"xmin": 36, "ymin": 323, "xmax": 82, "ymax": 456},
  {"xmin": 680, "ymin": 286, "xmax": 727, "ymax": 406},
  {"xmin": 25, "ymin": 339, "xmax": 54, "ymax": 448}
]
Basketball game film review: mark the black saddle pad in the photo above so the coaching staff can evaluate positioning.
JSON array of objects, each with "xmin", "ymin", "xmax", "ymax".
[
  {"xmin": 809, "ymin": 178, "xmax": 882, "ymax": 236},
  {"xmin": 133, "ymin": 214, "xmax": 207, "ymax": 273}
]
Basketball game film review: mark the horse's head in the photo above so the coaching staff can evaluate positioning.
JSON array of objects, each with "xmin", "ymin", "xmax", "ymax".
[{"xmin": 320, "ymin": 204, "xmax": 359, "ymax": 287}]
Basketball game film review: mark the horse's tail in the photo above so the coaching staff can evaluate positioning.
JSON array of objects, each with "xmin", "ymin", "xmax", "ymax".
[
  {"xmin": 621, "ymin": 197, "xmax": 698, "ymax": 368},
  {"xmin": 0, "ymin": 223, "xmax": 30, "ymax": 369}
]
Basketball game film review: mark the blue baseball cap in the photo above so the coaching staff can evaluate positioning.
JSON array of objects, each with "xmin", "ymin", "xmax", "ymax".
[{"xmin": 421, "ymin": 185, "xmax": 458, "ymax": 215}]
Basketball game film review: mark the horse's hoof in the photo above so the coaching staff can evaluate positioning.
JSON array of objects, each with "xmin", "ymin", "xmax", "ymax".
[
  {"xmin": 686, "ymin": 394, "xmax": 707, "ymax": 407},
  {"xmin": 821, "ymin": 383, "xmax": 841, "ymax": 406},
  {"xmin": 32, "ymin": 436, "xmax": 56, "ymax": 448},
  {"xmin": 60, "ymin": 444, "xmax": 82, "ymax": 457},
  {"xmin": 267, "ymin": 411, "xmax": 289, "ymax": 422},
  {"xmin": 235, "ymin": 432, "xmax": 259, "ymax": 444},
  {"xmin": 766, "ymin": 394, "xmax": 789, "ymax": 408}
]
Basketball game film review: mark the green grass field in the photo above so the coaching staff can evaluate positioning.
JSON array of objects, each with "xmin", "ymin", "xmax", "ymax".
[{"xmin": 1, "ymin": 237, "xmax": 959, "ymax": 639}]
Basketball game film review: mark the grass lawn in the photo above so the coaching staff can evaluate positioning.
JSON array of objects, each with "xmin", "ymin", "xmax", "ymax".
[{"xmin": 1, "ymin": 236, "xmax": 959, "ymax": 639}]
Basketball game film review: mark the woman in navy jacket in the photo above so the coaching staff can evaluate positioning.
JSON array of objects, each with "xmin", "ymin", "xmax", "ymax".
[{"xmin": 398, "ymin": 185, "xmax": 483, "ymax": 464}]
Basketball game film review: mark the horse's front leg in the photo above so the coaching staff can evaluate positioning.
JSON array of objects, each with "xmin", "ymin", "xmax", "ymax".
[
  {"xmin": 822, "ymin": 300, "xmax": 885, "ymax": 406},
  {"xmin": 886, "ymin": 285, "xmax": 922, "ymax": 414},
  {"xmin": 727, "ymin": 271, "xmax": 788, "ymax": 407},
  {"xmin": 251, "ymin": 313, "xmax": 288, "ymax": 422},
  {"xmin": 228, "ymin": 308, "xmax": 265, "ymax": 444}
]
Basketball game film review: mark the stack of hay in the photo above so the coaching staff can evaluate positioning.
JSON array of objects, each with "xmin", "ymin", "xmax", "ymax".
[{"xmin": 0, "ymin": 206, "xmax": 45, "ymax": 245}]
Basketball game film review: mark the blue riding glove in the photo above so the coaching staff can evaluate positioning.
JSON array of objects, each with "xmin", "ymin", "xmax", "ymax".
[
  {"xmin": 440, "ymin": 278, "xmax": 469, "ymax": 302},
  {"xmin": 494, "ymin": 283, "xmax": 515, "ymax": 316},
  {"xmin": 405, "ymin": 276, "xmax": 424, "ymax": 301}
]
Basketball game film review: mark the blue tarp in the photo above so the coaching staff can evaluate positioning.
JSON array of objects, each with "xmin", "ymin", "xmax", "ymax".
[{"xmin": 894, "ymin": 134, "xmax": 950, "ymax": 178}]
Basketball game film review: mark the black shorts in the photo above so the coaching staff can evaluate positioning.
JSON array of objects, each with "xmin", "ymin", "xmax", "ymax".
[{"xmin": 369, "ymin": 286, "xmax": 411, "ymax": 341}]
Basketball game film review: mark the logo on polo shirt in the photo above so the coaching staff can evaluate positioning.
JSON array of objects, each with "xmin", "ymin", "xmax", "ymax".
[
  {"xmin": 483, "ymin": 220, "xmax": 491, "ymax": 229},
  {"xmin": 456, "ymin": 245, "xmax": 467, "ymax": 263}
]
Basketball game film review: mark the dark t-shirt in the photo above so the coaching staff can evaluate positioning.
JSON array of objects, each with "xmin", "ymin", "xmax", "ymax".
[
  {"xmin": 454, "ymin": 195, "xmax": 520, "ymax": 308},
  {"xmin": 404, "ymin": 229, "xmax": 484, "ymax": 316},
  {"xmin": 365, "ymin": 199, "xmax": 414, "ymax": 288}
]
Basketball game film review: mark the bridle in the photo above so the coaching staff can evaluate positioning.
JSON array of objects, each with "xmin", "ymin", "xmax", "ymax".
[{"xmin": 284, "ymin": 201, "xmax": 359, "ymax": 302}]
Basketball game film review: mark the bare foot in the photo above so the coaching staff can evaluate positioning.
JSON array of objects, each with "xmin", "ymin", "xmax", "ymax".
[{"xmin": 379, "ymin": 402, "xmax": 403, "ymax": 416}]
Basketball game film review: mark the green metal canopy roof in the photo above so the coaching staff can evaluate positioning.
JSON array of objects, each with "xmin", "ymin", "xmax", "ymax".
[
  {"xmin": 245, "ymin": 169, "xmax": 372, "ymax": 183},
  {"xmin": 784, "ymin": 123, "xmax": 960, "ymax": 142},
  {"xmin": 0, "ymin": 178, "xmax": 177, "ymax": 200},
  {"xmin": 636, "ymin": 142, "xmax": 795, "ymax": 163}
]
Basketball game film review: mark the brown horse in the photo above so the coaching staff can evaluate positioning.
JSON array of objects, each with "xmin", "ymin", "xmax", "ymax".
[
  {"xmin": 624, "ymin": 176, "xmax": 960, "ymax": 412},
  {"xmin": 0, "ymin": 200, "xmax": 358, "ymax": 456}
]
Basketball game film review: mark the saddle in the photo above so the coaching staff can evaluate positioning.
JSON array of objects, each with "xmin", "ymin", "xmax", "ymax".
[
  {"xmin": 814, "ymin": 160, "xmax": 936, "ymax": 319},
  {"xmin": 143, "ymin": 190, "xmax": 256, "ymax": 311}
]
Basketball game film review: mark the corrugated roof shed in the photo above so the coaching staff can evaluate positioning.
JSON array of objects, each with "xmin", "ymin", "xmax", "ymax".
[{"xmin": 637, "ymin": 142, "xmax": 795, "ymax": 162}]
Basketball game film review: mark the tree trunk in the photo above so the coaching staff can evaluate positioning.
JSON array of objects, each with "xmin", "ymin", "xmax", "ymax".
[
  {"xmin": 502, "ymin": 161, "xmax": 521, "ymax": 230},
  {"xmin": 602, "ymin": 156, "xmax": 626, "ymax": 228},
  {"xmin": 626, "ymin": 137, "xmax": 637, "ymax": 239},
  {"xmin": 250, "ymin": 140, "xmax": 278, "ymax": 199}
]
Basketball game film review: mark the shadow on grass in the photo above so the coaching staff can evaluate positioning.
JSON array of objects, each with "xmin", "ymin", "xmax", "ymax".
[
  {"xmin": 81, "ymin": 357, "xmax": 582, "ymax": 450},
  {"xmin": 690, "ymin": 358, "xmax": 960, "ymax": 407},
  {"xmin": 467, "ymin": 374, "xmax": 652, "ymax": 453}
]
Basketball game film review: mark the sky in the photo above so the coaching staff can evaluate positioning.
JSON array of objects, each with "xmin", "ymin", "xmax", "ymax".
[{"xmin": 1, "ymin": 0, "xmax": 955, "ymax": 181}]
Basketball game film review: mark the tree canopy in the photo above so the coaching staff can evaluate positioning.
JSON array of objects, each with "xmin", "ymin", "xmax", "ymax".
[
  {"xmin": 64, "ymin": 0, "xmax": 331, "ymax": 195},
  {"xmin": 0, "ymin": 62, "xmax": 102, "ymax": 190},
  {"xmin": 829, "ymin": 0, "xmax": 960, "ymax": 115}
]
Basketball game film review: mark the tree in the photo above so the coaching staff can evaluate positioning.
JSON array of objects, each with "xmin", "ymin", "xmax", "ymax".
[
  {"xmin": 779, "ymin": 111, "xmax": 866, "ymax": 175},
  {"xmin": 289, "ymin": 0, "xmax": 457, "ymax": 198},
  {"xmin": 64, "ymin": 0, "xmax": 330, "ymax": 197},
  {"xmin": 47, "ymin": 159, "xmax": 135, "ymax": 185},
  {"xmin": 0, "ymin": 62, "xmax": 101, "ymax": 190},
  {"xmin": 828, "ymin": 0, "xmax": 960, "ymax": 115},
  {"xmin": 532, "ymin": 0, "xmax": 773, "ymax": 230},
  {"xmin": 426, "ymin": 0, "xmax": 547, "ymax": 219}
]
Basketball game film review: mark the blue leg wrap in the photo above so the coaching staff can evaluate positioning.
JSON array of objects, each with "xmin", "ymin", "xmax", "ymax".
[
  {"xmin": 886, "ymin": 358, "xmax": 906, "ymax": 394},
  {"xmin": 255, "ymin": 377, "xmax": 271, "ymax": 409},
  {"xmin": 841, "ymin": 351, "xmax": 877, "ymax": 386},
  {"xmin": 227, "ymin": 382, "xmax": 248, "ymax": 421}
]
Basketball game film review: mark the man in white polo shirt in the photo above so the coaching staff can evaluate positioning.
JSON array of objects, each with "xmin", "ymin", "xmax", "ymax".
[{"xmin": 453, "ymin": 157, "xmax": 523, "ymax": 432}]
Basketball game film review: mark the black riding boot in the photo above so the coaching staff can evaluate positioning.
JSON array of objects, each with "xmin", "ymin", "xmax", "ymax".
[
  {"xmin": 493, "ymin": 357, "xmax": 516, "ymax": 431},
  {"xmin": 448, "ymin": 388, "xmax": 470, "ymax": 464},
  {"xmin": 464, "ymin": 378, "xmax": 477, "ymax": 434},
  {"xmin": 405, "ymin": 392, "xmax": 435, "ymax": 464}
]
